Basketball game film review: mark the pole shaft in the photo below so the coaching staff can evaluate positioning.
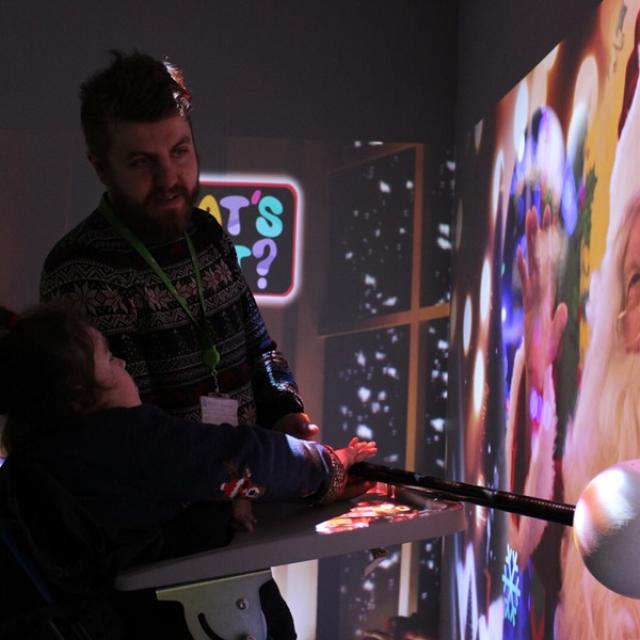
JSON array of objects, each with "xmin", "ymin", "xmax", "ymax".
[{"xmin": 350, "ymin": 461, "xmax": 575, "ymax": 527}]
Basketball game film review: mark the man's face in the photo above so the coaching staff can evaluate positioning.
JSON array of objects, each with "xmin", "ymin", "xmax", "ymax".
[
  {"xmin": 92, "ymin": 115, "xmax": 199, "ymax": 242},
  {"xmin": 622, "ymin": 214, "xmax": 640, "ymax": 352}
]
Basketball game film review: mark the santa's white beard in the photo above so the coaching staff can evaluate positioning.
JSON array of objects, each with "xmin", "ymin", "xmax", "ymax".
[{"xmin": 556, "ymin": 347, "xmax": 640, "ymax": 639}]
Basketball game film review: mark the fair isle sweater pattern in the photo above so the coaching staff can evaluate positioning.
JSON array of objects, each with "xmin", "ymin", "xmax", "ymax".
[{"xmin": 40, "ymin": 205, "xmax": 303, "ymax": 426}]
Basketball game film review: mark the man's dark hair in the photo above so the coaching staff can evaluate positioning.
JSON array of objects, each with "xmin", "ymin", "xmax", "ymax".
[
  {"xmin": 0, "ymin": 306, "xmax": 105, "ymax": 456},
  {"xmin": 79, "ymin": 50, "xmax": 192, "ymax": 159}
]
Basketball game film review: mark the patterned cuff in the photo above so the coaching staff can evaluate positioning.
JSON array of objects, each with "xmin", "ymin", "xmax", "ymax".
[{"xmin": 319, "ymin": 445, "xmax": 347, "ymax": 504}]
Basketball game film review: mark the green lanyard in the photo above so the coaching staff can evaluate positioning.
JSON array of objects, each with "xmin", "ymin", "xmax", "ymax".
[{"xmin": 98, "ymin": 198, "xmax": 220, "ymax": 372}]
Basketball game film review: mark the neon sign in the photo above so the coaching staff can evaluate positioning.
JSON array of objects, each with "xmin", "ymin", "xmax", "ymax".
[{"xmin": 199, "ymin": 174, "xmax": 302, "ymax": 304}]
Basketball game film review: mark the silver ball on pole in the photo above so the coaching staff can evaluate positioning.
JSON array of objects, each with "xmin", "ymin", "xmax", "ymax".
[{"xmin": 573, "ymin": 459, "xmax": 640, "ymax": 598}]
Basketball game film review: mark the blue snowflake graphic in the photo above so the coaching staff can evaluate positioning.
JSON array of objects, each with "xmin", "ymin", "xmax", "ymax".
[{"xmin": 502, "ymin": 544, "xmax": 521, "ymax": 626}]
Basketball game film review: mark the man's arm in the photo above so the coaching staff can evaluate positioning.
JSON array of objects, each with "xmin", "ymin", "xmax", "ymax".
[{"xmin": 214, "ymin": 221, "xmax": 315, "ymax": 434}]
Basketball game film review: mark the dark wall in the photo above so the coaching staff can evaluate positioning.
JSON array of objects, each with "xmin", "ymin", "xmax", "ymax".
[
  {"xmin": 456, "ymin": 0, "xmax": 602, "ymax": 135},
  {"xmin": 0, "ymin": 1, "xmax": 458, "ymax": 139}
]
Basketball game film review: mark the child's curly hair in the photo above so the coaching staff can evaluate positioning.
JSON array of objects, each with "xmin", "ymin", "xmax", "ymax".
[{"xmin": 0, "ymin": 306, "xmax": 105, "ymax": 456}]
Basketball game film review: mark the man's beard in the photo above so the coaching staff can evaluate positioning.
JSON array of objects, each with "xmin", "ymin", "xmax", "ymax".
[{"xmin": 109, "ymin": 181, "xmax": 200, "ymax": 244}]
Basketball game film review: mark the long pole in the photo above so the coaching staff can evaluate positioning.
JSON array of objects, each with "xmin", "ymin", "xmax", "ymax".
[{"xmin": 350, "ymin": 461, "xmax": 575, "ymax": 527}]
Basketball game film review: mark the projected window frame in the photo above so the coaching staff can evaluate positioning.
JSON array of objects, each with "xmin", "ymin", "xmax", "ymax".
[{"xmin": 317, "ymin": 142, "xmax": 452, "ymax": 637}]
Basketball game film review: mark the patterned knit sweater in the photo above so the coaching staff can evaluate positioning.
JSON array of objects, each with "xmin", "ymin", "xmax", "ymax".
[{"xmin": 40, "ymin": 198, "xmax": 304, "ymax": 426}]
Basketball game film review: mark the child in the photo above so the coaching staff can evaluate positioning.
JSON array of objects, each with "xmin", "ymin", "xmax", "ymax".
[{"xmin": 0, "ymin": 305, "xmax": 376, "ymax": 637}]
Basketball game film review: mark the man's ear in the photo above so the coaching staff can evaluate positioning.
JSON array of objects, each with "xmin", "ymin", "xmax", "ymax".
[{"xmin": 88, "ymin": 153, "xmax": 108, "ymax": 185}]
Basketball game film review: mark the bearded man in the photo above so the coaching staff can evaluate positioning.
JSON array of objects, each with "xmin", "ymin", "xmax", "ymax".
[{"xmin": 39, "ymin": 51, "xmax": 316, "ymax": 442}]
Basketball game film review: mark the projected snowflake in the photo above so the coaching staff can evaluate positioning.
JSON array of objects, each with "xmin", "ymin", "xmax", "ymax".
[
  {"xmin": 502, "ymin": 545, "xmax": 521, "ymax": 626},
  {"xmin": 323, "ymin": 148, "xmax": 415, "ymax": 325},
  {"xmin": 323, "ymin": 326, "xmax": 409, "ymax": 462}
]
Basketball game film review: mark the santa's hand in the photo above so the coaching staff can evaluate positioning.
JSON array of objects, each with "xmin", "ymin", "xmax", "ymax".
[
  {"xmin": 274, "ymin": 412, "xmax": 320, "ymax": 440},
  {"xmin": 517, "ymin": 206, "xmax": 568, "ymax": 391}
]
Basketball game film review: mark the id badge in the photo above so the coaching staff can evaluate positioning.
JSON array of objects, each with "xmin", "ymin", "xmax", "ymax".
[{"xmin": 200, "ymin": 394, "xmax": 239, "ymax": 426}]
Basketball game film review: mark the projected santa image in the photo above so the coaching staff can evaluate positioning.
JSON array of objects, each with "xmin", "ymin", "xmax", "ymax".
[{"xmin": 446, "ymin": 0, "xmax": 640, "ymax": 638}]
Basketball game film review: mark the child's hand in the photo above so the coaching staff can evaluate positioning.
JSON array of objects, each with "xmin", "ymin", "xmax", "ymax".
[
  {"xmin": 333, "ymin": 437, "xmax": 378, "ymax": 500},
  {"xmin": 334, "ymin": 437, "xmax": 377, "ymax": 469}
]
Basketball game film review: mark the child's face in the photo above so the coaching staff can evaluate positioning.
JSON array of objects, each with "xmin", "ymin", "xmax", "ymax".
[{"xmin": 90, "ymin": 328, "xmax": 141, "ymax": 409}]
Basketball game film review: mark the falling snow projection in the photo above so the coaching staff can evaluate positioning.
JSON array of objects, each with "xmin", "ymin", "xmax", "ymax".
[
  {"xmin": 414, "ymin": 318, "xmax": 450, "ymax": 637},
  {"xmin": 318, "ymin": 325, "xmax": 409, "ymax": 637},
  {"xmin": 421, "ymin": 149, "xmax": 455, "ymax": 307},
  {"xmin": 323, "ymin": 148, "xmax": 415, "ymax": 325},
  {"xmin": 323, "ymin": 325, "xmax": 409, "ymax": 464},
  {"xmin": 421, "ymin": 318, "xmax": 449, "ymax": 474},
  {"xmin": 317, "ymin": 544, "xmax": 403, "ymax": 639}
]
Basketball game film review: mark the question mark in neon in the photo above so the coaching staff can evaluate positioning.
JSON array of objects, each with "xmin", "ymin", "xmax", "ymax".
[{"xmin": 252, "ymin": 238, "xmax": 278, "ymax": 290}]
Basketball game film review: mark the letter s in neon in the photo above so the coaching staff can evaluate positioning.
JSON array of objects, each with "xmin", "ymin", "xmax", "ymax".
[{"xmin": 256, "ymin": 196, "xmax": 283, "ymax": 238}]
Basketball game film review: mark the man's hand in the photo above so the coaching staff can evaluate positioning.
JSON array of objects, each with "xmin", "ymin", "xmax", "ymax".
[
  {"xmin": 516, "ymin": 206, "xmax": 568, "ymax": 392},
  {"xmin": 273, "ymin": 412, "xmax": 320, "ymax": 440}
]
